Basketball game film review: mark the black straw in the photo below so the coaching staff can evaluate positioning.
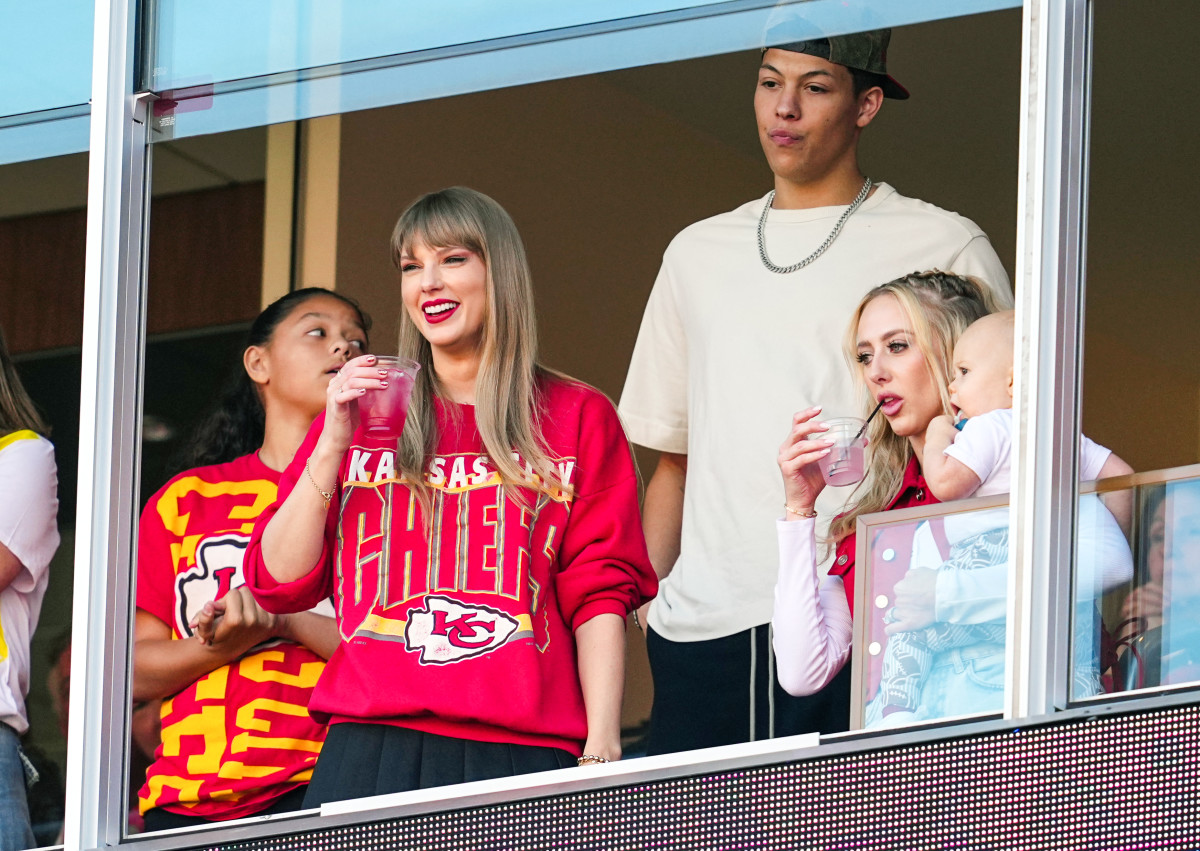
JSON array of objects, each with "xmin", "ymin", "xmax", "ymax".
[{"xmin": 854, "ymin": 399, "xmax": 885, "ymax": 441}]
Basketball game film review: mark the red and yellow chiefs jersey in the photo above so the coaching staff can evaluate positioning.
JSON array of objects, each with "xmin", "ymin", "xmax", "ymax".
[{"xmin": 136, "ymin": 452, "xmax": 327, "ymax": 820}]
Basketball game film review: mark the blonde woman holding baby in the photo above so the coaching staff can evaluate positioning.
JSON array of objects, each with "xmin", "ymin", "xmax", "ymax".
[{"xmin": 772, "ymin": 273, "xmax": 1133, "ymax": 727}]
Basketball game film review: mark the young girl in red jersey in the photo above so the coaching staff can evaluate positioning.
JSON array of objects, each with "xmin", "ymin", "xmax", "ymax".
[
  {"xmin": 245, "ymin": 187, "xmax": 657, "ymax": 805},
  {"xmin": 134, "ymin": 288, "xmax": 370, "ymax": 829}
]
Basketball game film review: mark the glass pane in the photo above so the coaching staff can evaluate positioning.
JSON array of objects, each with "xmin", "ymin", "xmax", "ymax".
[
  {"xmin": 1080, "ymin": 0, "xmax": 1200, "ymax": 700},
  {"xmin": 145, "ymin": 0, "xmax": 1021, "ymax": 141},
  {"xmin": 0, "ymin": 152, "xmax": 88, "ymax": 845},
  {"xmin": 148, "ymin": 0, "xmax": 735, "ymax": 90},
  {"xmin": 127, "ymin": 4, "xmax": 1026, "ymax": 837},
  {"xmin": 0, "ymin": 0, "xmax": 92, "ymax": 163},
  {"xmin": 1091, "ymin": 479, "xmax": 1200, "ymax": 695},
  {"xmin": 131, "ymin": 128, "xmax": 274, "ymax": 836},
  {"xmin": 853, "ymin": 500, "xmax": 1010, "ymax": 729},
  {"xmin": 1084, "ymin": 0, "xmax": 1200, "ymax": 475},
  {"xmin": 1071, "ymin": 482, "xmax": 1136, "ymax": 700},
  {"xmin": 0, "ymin": 110, "xmax": 90, "ymax": 167},
  {"xmin": 0, "ymin": 0, "xmax": 92, "ymax": 118},
  {"xmin": 1128, "ymin": 481, "xmax": 1200, "ymax": 688}
]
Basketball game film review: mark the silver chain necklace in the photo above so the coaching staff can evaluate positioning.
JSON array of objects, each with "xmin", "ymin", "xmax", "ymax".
[{"xmin": 756, "ymin": 177, "xmax": 872, "ymax": 274}]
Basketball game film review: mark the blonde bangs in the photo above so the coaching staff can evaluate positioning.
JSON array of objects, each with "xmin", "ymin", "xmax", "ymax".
[{"xmin": 391, "ymin": 195, "xmax": 486, "ymax": 268}]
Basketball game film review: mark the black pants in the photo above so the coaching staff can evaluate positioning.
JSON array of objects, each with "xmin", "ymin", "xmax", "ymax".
[
  {"xmin": 142, "ymin": 784, "xmax": 308, "ymax": 832},
  {"xmin": 645, "ymin": 624, "xmax": 852, "ymax": 755},
  {"xmin": 303, "ymin": 723, "xmax": 576, "ymax": 807}
]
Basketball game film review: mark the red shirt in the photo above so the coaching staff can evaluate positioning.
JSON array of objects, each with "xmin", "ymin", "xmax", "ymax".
[
  {"xmin": 246, "ymin": 377, "xmax": 657, "ymax": 755},
  {"xmin": 136, "ymin": 453, "xmax": 327, "ymax": 820}
]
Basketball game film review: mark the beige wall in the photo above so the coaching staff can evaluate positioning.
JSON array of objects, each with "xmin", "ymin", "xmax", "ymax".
[
  {"xmin": 1083, "ymin": 330, "xmax": 1197, "ymax": 473},
  {"xmin": 1081, "ymin": 0, "xmax": 1200, "ymax": 468},
  {"xmin": 334, "ymin": 9, "xmax": 1027, "ymax": 397},
  {"xmin": 334, "ymin": 77, "xmax": 768, "ymax": 387}
]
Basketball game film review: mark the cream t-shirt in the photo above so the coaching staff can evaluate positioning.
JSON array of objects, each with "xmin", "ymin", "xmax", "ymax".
[{"xmin": 620, "ymin": 184, "xmax": 1013, "ymax": 642}]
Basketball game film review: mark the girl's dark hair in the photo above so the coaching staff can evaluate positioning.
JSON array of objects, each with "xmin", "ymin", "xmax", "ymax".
[
  {"xmin": 0, "ymin": 324, "xmax": 49, "ymax": 437},
  {"xmin": 169, "ymin": 288, "xmax": 370, "ymax": 474}
]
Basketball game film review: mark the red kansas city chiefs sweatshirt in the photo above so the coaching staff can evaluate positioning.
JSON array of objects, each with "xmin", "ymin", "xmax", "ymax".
[{"xmin": 245, "ymin": 376, "xmax": 656, "ymax": 755}]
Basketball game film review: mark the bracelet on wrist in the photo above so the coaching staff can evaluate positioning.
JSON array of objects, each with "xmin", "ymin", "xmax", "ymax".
[
  {"xmin": 785, "ymin": 504, "xmax": 818, "ymax": 518},
  {"xmin": 577, "ymin": 754, "xmax": 610, "ymax": 766},
  {"xmin": 305, "ymin": 461, "xmax": 335, "ymax": 511}
]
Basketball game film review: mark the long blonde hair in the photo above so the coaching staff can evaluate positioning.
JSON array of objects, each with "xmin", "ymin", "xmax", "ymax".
[
  {"xmin": 0, "ymin": 325, "xmax": 48, "ymax": 437},
  {"xmin": 828, "ymin": 271, "xmax": 1002, "ymax": 544},
  {"xmin": 390, "ymin": 187, "xmax": 562, "ymax": 515}
]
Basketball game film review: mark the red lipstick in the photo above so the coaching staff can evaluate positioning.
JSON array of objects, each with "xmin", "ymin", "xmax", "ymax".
[{"xmin": 422, "ymin": 299, "xmax": 459, "ymax": 325}]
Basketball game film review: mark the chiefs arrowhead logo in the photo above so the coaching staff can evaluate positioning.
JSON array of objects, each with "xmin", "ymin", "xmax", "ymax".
[
  {"xmin": 404, "ymin": 595, "xmax": 520, "ymax": 664},
  {"xmin": 175, "ymin": 534, "xmax": 248, "ymax": 637}
]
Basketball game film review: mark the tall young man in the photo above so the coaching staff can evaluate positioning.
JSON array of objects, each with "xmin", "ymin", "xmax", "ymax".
[{"xmin": 619, "ymin": 30, "xmax": 1014, "ymax": 754}]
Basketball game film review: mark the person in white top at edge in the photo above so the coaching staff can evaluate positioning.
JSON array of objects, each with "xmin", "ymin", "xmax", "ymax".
[
  {"xmin": 619, "ymin": 24, "xmax": 1014, "ymax": 753},
  {"xmin": 0, "ymin": 324, "xmax": 58, "ymax": 851}
]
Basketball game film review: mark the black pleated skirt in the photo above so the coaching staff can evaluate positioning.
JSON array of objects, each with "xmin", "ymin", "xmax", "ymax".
[{"xmin": 302, "ymin": 723, "xmax": 576, "ymax": 807}]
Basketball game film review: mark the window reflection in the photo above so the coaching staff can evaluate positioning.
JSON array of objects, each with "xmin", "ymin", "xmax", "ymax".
[
  {"xmin": 857, "ymin": 480, "xmax": 1138, "ymax": 726},
  {"xmin": 1113, "ymin": 481, "xmax": 1200, "ymax": 691},
  {"xmin": 855, "ymin": 503, "xmax": 1011, "ymax": 729},
  {"xmin": 1078, "ymin": 0, "xmax": 1200, "ymax": 703}
]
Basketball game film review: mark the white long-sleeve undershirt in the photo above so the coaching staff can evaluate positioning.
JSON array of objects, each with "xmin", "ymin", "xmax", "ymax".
[{"xmin": 771, "ymin": 517, "xmax": 853, "ymax": 697}]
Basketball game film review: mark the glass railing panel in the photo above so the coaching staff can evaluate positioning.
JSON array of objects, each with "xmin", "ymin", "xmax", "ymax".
[
  {"xmin": 852, "ymin": 496, "xmax": 1010, "ymax": 730},
  {"xmin": 1083, "ymin": 471, "xmax": 1200, "ymax": 697},
  {"xmin": 853, "ymin": 473, "xmax": 1141, "ymax": 728}
]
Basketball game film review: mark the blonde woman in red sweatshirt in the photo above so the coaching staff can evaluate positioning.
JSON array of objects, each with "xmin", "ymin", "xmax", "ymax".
[{"xmin": 246, "ymin": 187, "xmax": 656, "ymax": 805}]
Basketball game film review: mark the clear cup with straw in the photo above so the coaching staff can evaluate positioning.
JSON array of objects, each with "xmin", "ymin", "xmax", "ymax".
[{"xmin": 817, "ymin": 417, "xmax": 869, "ymax": 486}]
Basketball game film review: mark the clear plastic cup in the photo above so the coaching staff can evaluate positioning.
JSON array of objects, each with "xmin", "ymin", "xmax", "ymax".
[
  {"xmin": 817, "ymin": 416, "xmax": 867, "ymax": 487},
  {"xmin": 357, "ymin": 356, "xmax": 421, "ymax": 439}
]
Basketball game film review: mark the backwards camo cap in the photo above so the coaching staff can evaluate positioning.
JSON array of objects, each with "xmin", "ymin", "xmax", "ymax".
[{"xmin": 768, "ymin": 29, "xmax": 910, "ymax": 100}]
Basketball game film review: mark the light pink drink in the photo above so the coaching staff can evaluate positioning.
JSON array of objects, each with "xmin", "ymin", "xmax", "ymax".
[
  {"xmin": 819, "ymin": 442, "xmax": 866, "ymax": 486},
  {"xmin": 357, "ymin": 356, "xmax": 421, "ymax": 439},
  {"xmin": 817, "ymin": 416, "xmax": 867, "ymax": 487}
]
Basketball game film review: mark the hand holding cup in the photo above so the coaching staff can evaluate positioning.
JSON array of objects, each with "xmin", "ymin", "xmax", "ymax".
[
  {"xmin": 778, "ymin": 406, "xmax": 835, "ymax": 516},
  {"xmin": 356, "ymin": 355, "xmax": 421, "ymax": 439},
  {"xmin": 815, "ymin": 417, "xmax": 868, "ymax": 487}
]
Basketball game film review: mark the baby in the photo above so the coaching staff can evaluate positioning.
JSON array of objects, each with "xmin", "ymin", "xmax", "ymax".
[{"xmin": 870, "ymin": 310, "xmax": 1132, "ymax": 725}]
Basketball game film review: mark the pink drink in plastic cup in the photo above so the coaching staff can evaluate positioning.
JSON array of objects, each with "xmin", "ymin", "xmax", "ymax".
[
  {"xmin": 817, "ymin": 416, "xmax": 867, "ymax": 487},
  {"xmin": 357, "ymin": 356, "xmax": 421, "ymax": 439}
]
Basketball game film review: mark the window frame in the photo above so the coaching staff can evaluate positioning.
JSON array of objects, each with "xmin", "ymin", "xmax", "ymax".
[{"xmin": 67, "ymin": 0, "xmax": 1186, "ymax": 847}]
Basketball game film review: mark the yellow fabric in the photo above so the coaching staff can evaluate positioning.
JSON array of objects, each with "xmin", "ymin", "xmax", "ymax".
[{"xmin": 0, "ymin": 430, "xmax": 38, "ymax": 453}]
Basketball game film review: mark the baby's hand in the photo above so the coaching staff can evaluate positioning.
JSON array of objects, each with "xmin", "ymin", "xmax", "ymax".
[
  {"xmin": 932, "ymin": 413, "xmax": 956, "ymax": 431},
  {"xmin": 927, "ymin": 415, "xmax": 958, "ymax": 443}
]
